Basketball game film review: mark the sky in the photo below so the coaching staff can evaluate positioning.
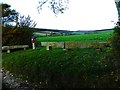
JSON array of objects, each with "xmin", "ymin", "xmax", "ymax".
[{"xmin": 1, "ymin": 0, "xmax": 119, "ymax": 31}]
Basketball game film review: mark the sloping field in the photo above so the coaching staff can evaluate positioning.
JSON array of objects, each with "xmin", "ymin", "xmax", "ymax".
[{"xmin": 36, "ymin": 31, "xmax": 113, "ymax": 42}]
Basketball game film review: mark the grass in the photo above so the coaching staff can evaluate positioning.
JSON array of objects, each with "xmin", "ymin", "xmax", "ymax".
[
  {"xmin": 3, "ymin": 30, "xmax": 120, "ymax": 88},
  {"xmin": 36, "ymin": 31, "xmax": 113, "ymax": 42},
  {"xmin": 2, "ymin": 47, "xmax": 118, "ymax": 88}
]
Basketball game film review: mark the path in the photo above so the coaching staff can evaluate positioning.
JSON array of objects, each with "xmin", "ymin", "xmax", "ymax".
[{"xmin": 1, "ymin": 69, "xmax": 39, "ymax": 89}]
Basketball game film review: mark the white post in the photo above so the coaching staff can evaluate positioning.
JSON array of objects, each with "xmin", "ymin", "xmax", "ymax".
[
  {"xmin": 32, "ymin": 43, "xmax": 35, "ymax": 49},
  {"xmin": 7, "ymin": 50, "xmax": 10, "ymax": 53},
  {"xmin": 24, "ymin": 48, "xmax": 26, "ymax": 50},
  {"xmin": 46, "ymin": 45, "xmax": 49, "ymax": 50},
  {"xmin": 32, "ymin": 38, "xmax": 35, "ymax": 50}
]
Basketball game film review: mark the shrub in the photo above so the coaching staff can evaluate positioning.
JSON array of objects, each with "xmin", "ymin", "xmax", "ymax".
[
  {"xmin": 112, "ymin": 27, "xmax": 120, "ymax": 66},
  {"xmin": 2, "ymin": 26, "xmax": 33, "ymax": 47}
]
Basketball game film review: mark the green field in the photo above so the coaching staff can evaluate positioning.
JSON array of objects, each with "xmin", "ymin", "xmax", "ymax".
[
  {"xmin": 3, "ymin": 30, "xmax": 119, "ymax": 88},
  {"xmin": 36, "ymin": 31, "xmax": 113, "ymax": 42},
  {"xmin": 2, "ymin": 47, "xmax": 118, "ymax": 88}
]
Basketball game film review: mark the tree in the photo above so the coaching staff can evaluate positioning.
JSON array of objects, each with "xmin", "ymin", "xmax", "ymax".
[
  {"xmin": 2, "ymin": 15, "xmax": 37, "ymax": 47},
  {"xmin": 2, "ymin": 3, "xmax": 37, "ymax": 47},
  {"xmin": 37, "ymin": 0, "xmax": 69, "ymax": 15},
  {"xmin": 1, "ymin": 3, "xmax": 18, "ymax": 26},
  {"xmin": 14, "ymin": 15, "xmax": 37, "ymax": 47},
  {"xmin": 111, "ymin": 0, "xmax": 120, "ymax": 67},
  {"xmin": 17, "ymin": 15, "xmax": 37, "ymax": 28}
]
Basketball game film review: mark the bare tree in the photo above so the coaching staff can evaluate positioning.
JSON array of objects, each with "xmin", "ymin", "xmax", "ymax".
[
  {"xmin": 37, "ymin": 0, "xmax": 69, "ymax": 15},
  {"xmin": 17, "ymin": 15, "xmax": 37, "ymax": 28}
]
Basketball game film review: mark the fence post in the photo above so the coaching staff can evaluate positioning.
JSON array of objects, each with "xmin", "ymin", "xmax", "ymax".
[
  {"xmin": 7, "ymin": 50, "xmax": 10, "ymax": 53},
  {"xmin": 63, "ymin": 42, "xmax": 66, "ymax": 50}
]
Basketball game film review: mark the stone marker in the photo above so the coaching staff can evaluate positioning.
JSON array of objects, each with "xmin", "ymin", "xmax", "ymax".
[{"xmin": 46, "ymin": 45, "xmax": 52, "ymax": 50}]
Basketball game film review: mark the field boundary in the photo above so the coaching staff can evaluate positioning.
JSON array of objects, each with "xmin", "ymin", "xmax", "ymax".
[{"xmin": 41, "ymin": 41, "xmax": 110, "ymax": 49}]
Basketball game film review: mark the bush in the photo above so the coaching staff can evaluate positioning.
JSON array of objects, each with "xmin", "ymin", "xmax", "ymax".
[
  {"xmin": 2, "ymin": 26, "xmax": 33, "ymax": 47},
  {"xmin": 112, "ymin": 27, "xmax": 120, "ymax": 66}
]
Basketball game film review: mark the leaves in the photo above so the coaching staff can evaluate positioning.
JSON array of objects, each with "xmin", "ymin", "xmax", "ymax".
[
  {"xmin": 17, "ymin": 15, "xmax": 37, "ymax": 28},
  {"xmin": 37, "ymin": 0, "xmax": 69, "ymax": 15},
  {"xmin": 1, "ymin": 3, "xmax": 18, "ymax": 26}
]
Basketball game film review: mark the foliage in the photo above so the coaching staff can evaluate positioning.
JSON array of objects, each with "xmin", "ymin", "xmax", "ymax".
[
  {"xmin": 36, "ymin": 31, "xmax": 113, "ymax": 42},
  {"xmin": 1, "ymin": 3, "xmax": 18, "ymax": 26},
  {"xmin": 2, "ymin": 25, "xmax": 15, "ymax": 45},
  {"xmin": 2, "ymin": 3, "xmax": 37, "ymax": 47},
  {"xmin": 115, "ymin": 0, "xmax": 120, "ymax": 16},
  {"xmin": 112, "ymin": 27, "xmax": 120, "ymax": 67},
  {"xmin": 37, "ymin": 0, "xmax": 69, "ymax": 14},
  {"xmin": 2, "ymin": 47, "xmax": 118, "ymax": 88},
  {"xmin": 17, "ymin": 15, "xmax": 37, "ymax": 28},
  {"xmin": 2, "ymin": 26, "xmax": 34, "ymax": 47}
]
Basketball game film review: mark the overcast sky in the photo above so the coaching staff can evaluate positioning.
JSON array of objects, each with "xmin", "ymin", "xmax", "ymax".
[{"xmin": 1, "ymin": 0, "xmax": 119, "ymax": 31}]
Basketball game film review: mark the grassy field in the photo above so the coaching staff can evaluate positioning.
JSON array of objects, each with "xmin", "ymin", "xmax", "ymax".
[
  {"xmin": 2, "ymin": 47, "xmax": 119, "ymax": 88},
  {"xmin": 36, "ymin": 31, "xmax": 113, "ymax": 42},
  {"xmin": 3, "ymin": 30, "xmax": 120, "ymax": 88}
]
